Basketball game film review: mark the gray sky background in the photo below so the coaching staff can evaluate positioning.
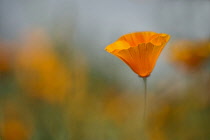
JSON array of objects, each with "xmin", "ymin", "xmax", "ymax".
[{"xmin": 1, "ymin": 0, "xmax": 210, "ymax": 89}]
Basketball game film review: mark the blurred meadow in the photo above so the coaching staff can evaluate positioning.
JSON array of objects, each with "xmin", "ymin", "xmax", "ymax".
[{"xmin": 0, "ymin": 0, "xmax": 210, "ymax": 140}]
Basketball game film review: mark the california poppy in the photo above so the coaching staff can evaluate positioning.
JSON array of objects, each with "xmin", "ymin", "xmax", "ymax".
[
  {"xmin": 105, "ymin": 31, "xmax": 170, "ymax": 120},
  {"xmin": 105, "ymin": 31, "xmax": 170, "ymax": 77}
]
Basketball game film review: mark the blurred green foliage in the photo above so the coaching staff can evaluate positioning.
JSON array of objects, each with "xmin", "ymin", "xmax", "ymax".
[{"xmin": 0, "ymin": 30, "xmax": 210, "ymax": 140}]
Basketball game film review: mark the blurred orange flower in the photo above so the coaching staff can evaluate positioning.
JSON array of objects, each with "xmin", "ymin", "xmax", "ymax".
[
  {"xmin": 15, "ymin": 30, "xmax": 71, "ymax": 104},
  {"xmin": 170, "ymin": 40, "xmax": 210, "ymax": 70},
  {"xmin": 105, "ymin": 31, "xmax": 170, "ymax": 77},
  {"xmin": 0, "ymin": 120, "xmax": 31, "ymax": 140},
  {"xmin": 0, "ymin": 102, "xmax": 33, "ymax": 140}
]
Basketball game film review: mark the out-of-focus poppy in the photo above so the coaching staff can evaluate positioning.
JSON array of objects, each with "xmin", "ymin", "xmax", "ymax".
[
  {"xmin": 15, "ymin": 30, "xmax": 71, "ymax": 104},
  {"xmin": 105, "ymin": 31, "xmax": 170, "ymax": 77},
  {"xmin": 170, "ymin": 40, "xmax": 210, "ymax": 71},
  {"xmin": 0, "ymin": 101, "xmax": 32, "ymax": 140},
  {"xmin": 0, "ymin": 120, "xmax": 31, "ymax": 140}
]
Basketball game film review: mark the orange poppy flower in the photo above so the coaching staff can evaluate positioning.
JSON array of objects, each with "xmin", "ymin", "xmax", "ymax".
[{"xmin": 105, "ymin": 31, "xmax": 170, "ymax": 77}]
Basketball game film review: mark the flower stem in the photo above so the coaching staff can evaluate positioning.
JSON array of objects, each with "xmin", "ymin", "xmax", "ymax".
[{"xmin": 143, "ymin": 77, "xmax": 147, "ymax": 122}]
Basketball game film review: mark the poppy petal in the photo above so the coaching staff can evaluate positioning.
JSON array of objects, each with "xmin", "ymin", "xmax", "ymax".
[
  {"xmin": 105, "ymin": 40, "xmax": 130, "ymax": 53},
  {"xmin": 150, "ymin": 34, "xmax": 170, "ymax": 46},
  {"xmin": 118, "ymin": 32, "xmax": 157, "ymax": 47}
]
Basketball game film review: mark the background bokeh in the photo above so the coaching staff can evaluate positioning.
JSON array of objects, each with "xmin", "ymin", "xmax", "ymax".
[{"xmin": 0, "ymin": 0, "xmax": 210, "ymax": 140}]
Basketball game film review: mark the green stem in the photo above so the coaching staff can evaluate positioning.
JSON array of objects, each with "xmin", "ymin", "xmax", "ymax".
[{"xmin": 143, "ymin": 77, "xmax": 147, "ymax": 122}]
